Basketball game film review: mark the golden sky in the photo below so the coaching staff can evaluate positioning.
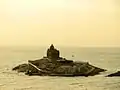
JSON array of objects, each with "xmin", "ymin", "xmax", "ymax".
[{"xmin": 0, "ymin": 0, "xmax": 120, "ymax": 47}]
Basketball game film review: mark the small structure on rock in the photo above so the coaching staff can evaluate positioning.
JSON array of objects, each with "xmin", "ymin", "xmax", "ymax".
[
  {"xmin": 47, "ymin": 44, "xmax": 60, "ymax": 60},
  {"xmin": 12, "ymin": 45, "xmax": 106, "ymax": 76}
]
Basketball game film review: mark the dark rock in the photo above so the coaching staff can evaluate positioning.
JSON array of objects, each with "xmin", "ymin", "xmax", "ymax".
[
  {"xmin": 12, "ymin": 64, "xmax": 29, "ymax": 72},
  {"xmin": 107, "ymin": 71, "xmax": 120, "ymax": 77},
  {"xmin": 12, "ymin": 58, "xmax": 106, "ymax": 76}
]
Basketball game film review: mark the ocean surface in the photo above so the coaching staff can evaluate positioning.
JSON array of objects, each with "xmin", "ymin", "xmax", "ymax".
[{"xmin": 0, "ymin": 46, "xmax": 120, "ymax": 90}]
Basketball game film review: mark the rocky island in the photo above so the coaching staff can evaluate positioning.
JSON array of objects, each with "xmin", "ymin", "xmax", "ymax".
[{"xmin": 12, "ymin": 44, "xmax": 106, "ymax": 76}]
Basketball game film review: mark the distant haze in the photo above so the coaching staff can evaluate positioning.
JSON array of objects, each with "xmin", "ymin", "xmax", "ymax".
[{"xmin": 0, "ymin": 0, "xmax": 120, "ymax": 47}]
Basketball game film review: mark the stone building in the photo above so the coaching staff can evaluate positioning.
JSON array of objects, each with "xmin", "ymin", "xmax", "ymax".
[{"xmin": 47, "ymin": 44, "xmax": 60, "ymax": 59}]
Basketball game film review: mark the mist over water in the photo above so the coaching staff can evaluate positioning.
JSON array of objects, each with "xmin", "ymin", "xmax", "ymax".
[{"xmin": 0, "ymin": 47, "xmax": 120, "ymax": 90}]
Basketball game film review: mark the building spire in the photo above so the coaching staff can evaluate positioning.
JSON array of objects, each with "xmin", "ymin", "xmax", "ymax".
[{"xmin": 50, "ymin": 44, "xmax": 54, "ymax": 50}]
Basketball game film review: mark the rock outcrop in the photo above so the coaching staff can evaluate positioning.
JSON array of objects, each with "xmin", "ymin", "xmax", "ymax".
[
  {"xmin": 12, "ymin": 44, "xmax": 106, "ymax": 76},
  {"xmin": 107, "ymin": 71, "xmax": 120, "ymax": 77}
]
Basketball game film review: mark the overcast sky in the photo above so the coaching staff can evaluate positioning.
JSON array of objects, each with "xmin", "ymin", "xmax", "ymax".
[{"xmin": 0, "ymin": 0, "xmax": 120, "ymax": 47}]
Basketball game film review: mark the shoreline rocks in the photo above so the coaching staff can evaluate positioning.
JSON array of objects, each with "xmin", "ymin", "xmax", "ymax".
[{"xmin": 107, "ymin": 71, "xmax": 120, "ymax": 77}]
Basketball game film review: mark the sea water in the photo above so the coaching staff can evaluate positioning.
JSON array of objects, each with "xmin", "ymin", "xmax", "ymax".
[{"xmin": 0, "ymin": 46, "xmax": 120, "ymax": 90}]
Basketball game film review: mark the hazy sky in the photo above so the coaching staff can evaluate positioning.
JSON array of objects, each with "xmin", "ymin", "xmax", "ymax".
[{"xmin": 0, "ymin": 0, "xmax": 120, "ymax": 47}]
